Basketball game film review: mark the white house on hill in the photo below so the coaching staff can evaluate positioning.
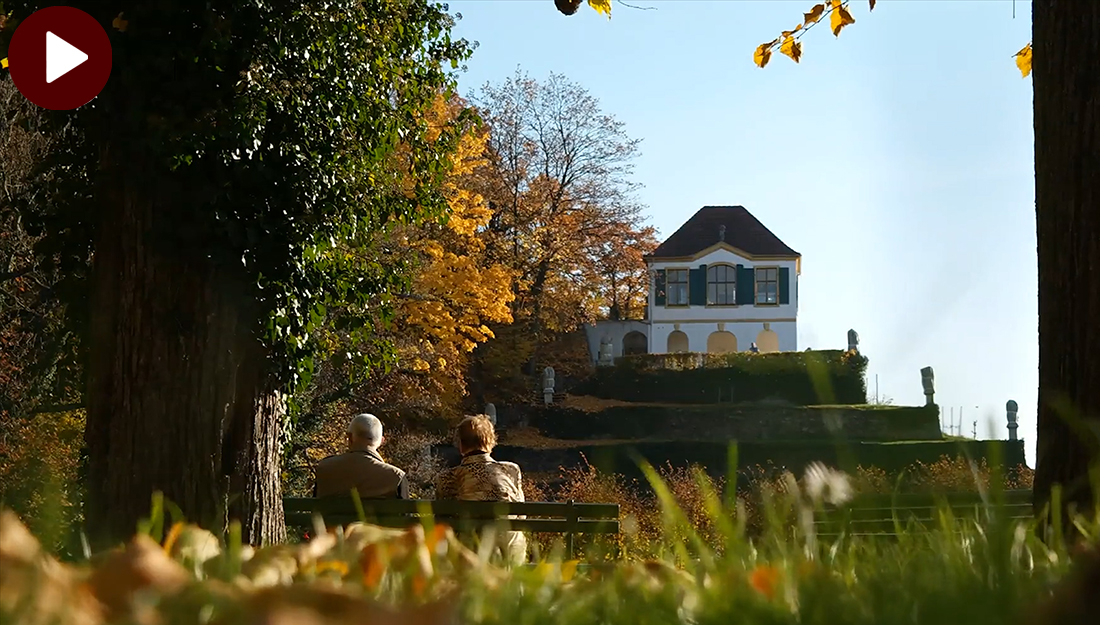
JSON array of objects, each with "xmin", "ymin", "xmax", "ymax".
[{"xmin": 584, "ymin": 205, "xmax": 801, "ymax": 363}]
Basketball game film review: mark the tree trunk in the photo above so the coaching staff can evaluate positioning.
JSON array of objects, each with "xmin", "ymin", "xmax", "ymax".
[
  {"xmin": 1032, "ymin": 0, "xmax": 1100, "ymax": 524},
  {"xmin": 84, "ymin": 156, "xmax": 285, "ymax": 548}
]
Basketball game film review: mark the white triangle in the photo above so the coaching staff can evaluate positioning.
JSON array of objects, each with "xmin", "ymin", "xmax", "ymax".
[{"xmin": 46, "ymin": 31, "xmax": 88, "ymax": 84}]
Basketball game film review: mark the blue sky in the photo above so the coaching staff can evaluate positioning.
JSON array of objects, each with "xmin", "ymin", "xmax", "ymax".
[{"xmin": 448, "ymin": 0, "xmax": 1037, "ymax": 463}]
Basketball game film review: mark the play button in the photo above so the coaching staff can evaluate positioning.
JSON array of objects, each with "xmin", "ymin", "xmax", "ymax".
[
  {"xmin": 8, "ymin": 7, "xmax": 112, "ymax": 110},
  {"xmin": 46, "ymin": 31, "xmax": 89, "ymax": 84}
]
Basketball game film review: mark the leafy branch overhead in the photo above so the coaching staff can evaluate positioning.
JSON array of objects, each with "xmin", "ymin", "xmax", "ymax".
[
  {"xmin": 754, "ymin": 1, "xmax": 862, "ymax": 68},
  {"xmin": 753, "ymin": 1, "xmax": 1032, "ymax": 78},
  {"xmin": 556, "ymin": 0, "xmax": 612, "ymax": 18}
]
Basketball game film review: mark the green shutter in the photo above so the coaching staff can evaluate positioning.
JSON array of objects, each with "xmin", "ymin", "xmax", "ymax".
[
  {"xmin": 779, "ymin": 267, "xmax": 790, "ymax": 305},
  {"xmin": 689, "ymin": 265, "xmax": 707, "ymax": 306},
  {"xmin": 736, "ymin": 265, "xmax": 754, "ymax": 305},
  {"xmin": 654, "ymin": 269, "xmax": 666, "ymax": 306}
]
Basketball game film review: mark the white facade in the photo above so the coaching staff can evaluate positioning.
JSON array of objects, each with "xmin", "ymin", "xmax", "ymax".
[
  {"xmin": 646, "ymin": 244, "xmax": 799, "ymax": 354},
  {"xmin": 583, "ymin": 206, "xmax": 801, "ymax": 363}
]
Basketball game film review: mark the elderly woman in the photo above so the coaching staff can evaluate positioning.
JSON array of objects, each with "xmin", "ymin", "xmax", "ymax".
[{"xmin": 435, "ymin": 415, "xmax": 526, "ymax": 564}]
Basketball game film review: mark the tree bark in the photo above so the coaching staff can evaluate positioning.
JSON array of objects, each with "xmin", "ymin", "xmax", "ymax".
[
  {"xmin": 83, "ymin": 154, "xmax": 285, "ymax": 548},
  {"xmin": 1032, "ymin": 0, "xmax": 1100, "ymax": 523}
]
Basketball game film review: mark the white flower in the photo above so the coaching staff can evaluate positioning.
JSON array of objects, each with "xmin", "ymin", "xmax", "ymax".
[{"xmin": 803, "ymin": 462, "xmax": 853, "ymax": 506}]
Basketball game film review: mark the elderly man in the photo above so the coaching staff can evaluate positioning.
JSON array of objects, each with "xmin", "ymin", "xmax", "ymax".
[{"xmin": 313, "ymin": 413, "xmax": 409, "ymax": 499}]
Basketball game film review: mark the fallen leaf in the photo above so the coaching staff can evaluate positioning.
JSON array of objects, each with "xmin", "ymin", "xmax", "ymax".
[
  {"xmin": 87, "ymin": 535, "xmax": 190, "ymax": 622},
  {"xmin": 1015, "ymin": 43, "xmax": 1033, "ymax": 78},
  {"xmin": 804, "ymin": 4, "xmax": 825, "ymax": 25},
  {"xmin": 780, "ymin": 36, "xmax": 803, "ymax": 63},
  {"xmin": 753, "ymin": 42, "xmax": 773, "ymax": 68},
  {"xmin": 587, "ymin": 0, "xmax": 612, "ymax": 18},
  {"xmin": 831, "ymin": 1, "xmax": 856, "ymax": 36},
  {"xmin": 0, "ymin": 511, "xmax": 101, "ymax": 625}
]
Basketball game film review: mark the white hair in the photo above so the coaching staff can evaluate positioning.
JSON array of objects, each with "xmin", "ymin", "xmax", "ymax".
[{"xmin": 348, "ymin": 413, "xmax": 383, "ymax": 450}]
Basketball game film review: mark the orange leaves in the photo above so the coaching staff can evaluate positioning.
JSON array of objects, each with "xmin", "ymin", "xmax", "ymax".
[
  {"xmin": 830, "ymin": 0, "xmax": 856, "ymax": 36},
  {"xmin": 1015, "ymin": 43, "xmax": 1033, "ymax": 78},
  {"xmin": 755, "ymin": 1, "xmax": 862, "ymax": 68},
  {"xmin": 749, "ymin": 564, "xmax": 782, "ymax": 599}
]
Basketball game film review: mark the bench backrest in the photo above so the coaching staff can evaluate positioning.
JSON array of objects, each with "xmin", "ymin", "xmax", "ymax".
[
  {"xmin": 283, "ymin": 497, "xmax": 620, "ymax": 536},
  {"xmin": 814, "ymin": 489, "xmax": 1034, "ymax": 536}
]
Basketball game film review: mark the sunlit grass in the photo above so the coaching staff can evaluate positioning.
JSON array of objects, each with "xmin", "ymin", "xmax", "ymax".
[{"xmin": 3, "ymin": 452, "xmax": 1098, "ymax": 625}]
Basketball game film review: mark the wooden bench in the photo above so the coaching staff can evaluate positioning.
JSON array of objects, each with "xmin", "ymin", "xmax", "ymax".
[
  {"xmin": 283, "ymin": 497, "xmax": 620, "ymax": 559},
  {"xmin": 814, "ymin": 489, "xmax": 1034, "ymax": 536}
]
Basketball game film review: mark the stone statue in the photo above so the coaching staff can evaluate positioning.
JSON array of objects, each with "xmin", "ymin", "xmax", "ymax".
[
  {"xmin": 847, "ymin": 329, "xmax": 859, "ymax": 353},
  {"xmin": 598, "ymin": 336, "xmax": 614, "ymax": 366},
  {"xmin": 1006, "ymin": 400, "xmax": 1019, "ymax": 441},
  {"xmin": 484, "ymin": 403, "xmax": 497, "ymax": 426},
  {"xmin": 543, "ymin": 366, "xmax": 555, "ymax": 405},
  {"xmin": 920, "ymin": 367, "xmax": 935, "ymax": 406}
]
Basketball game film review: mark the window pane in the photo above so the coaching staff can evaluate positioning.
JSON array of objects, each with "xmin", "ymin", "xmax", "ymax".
[
  {"xmin": 708, "ymin": 283, "xmax": 716, "ymax": 304},
  {"xmin": 673, "ymin": 284, "xmax": 688, "ymax": 305}
]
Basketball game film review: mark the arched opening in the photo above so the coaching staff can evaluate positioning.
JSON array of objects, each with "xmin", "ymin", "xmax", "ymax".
[
  {"xmin": 622, "ymin": 331, "xmax": 648, "ymax": 356},
  {"xmin": 755, "ymin": 329, "xmax": 780, "ymax": 353},
  {"xmin": 707, "ymin": 331, "xmax": 738, "ymax": 354},
  {"xmin": 666, "ymin": 330, "xmax": 689, "ymax": 353}
]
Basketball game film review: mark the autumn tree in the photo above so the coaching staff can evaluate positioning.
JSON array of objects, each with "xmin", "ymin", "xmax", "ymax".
[
  {"xmin": 471, "ymin": 70, "xmax": 651, "ymax": 386},
  {"xmin": 585, "ymin": 222, "xmax": 658, "ymax": 321},
  {"xmin": 2, "ymin": 1, "xmax": 471, "ymax": 546},
  {"xmin": 294, "ymin": 95, "xmax": 514, "ymax": 430},
  {"xmin": 561, "ymin": 0, "xmax": 1100, "ymax": 523}
]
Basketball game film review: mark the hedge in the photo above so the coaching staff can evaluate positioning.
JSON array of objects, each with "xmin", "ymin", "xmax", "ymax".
[
  {"xmin": 572, "ymin": 349, "xmax": 868, "ymax": 406},
  {"xmin": 525, "ymin": 403, "xmax": 942, "ymax": 442},
  {"xmin": 435, "ymin": 439, "xmax": 1027, "ymax": 484}
]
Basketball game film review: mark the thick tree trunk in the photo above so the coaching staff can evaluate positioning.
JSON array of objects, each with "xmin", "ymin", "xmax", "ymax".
[
  {"xmin": 1032, "ymin": 0, "xmax": 1100, "ymax": 523},
  {"xmin": 84, "ymin": 156, "xmax": 285, "ymax": 548}
]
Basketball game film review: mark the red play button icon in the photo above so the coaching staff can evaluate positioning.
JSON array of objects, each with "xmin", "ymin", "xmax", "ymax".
[{"xmin": 8, "ymin": 6, "xmax": 112, "ymax": 110}]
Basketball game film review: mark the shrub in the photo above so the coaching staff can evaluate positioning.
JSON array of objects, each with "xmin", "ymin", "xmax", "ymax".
[
  {"xmin": 573, "ymin": 349, "xmax": 868, "ymax": 405},
  {"xmin": 0, "ymin": 410, "xmax": 84, "ymax": 553}
]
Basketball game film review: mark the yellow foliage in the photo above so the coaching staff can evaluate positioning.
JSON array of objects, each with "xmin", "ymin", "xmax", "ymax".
[
  {"xmin": 393, "ymin": 95, "xmax": 515, "ymax": 374},
  {"xmin": 761, "ymin": 2, "xmax": 1017, "ymax": 75},
  {"xmin": 780, "ymin": 36, "xmax": 802, "ymax": 63},
  {"xmin": 753, "ymin": 42, "xmax": 774, "ymax": 68},
  {"xmin": 803, "ymin": 4, "xmax": 825, "ymax": 26},
  {"xmin": 587, "ymin": 0, "xmax": 612, "ymax": 18},
  {"xmin": 1015, "ymin": 43, "xmax": 1033, "ymax": 78},
  {"xmin": 830, "ymin": 0, "xmax": 855, "ymax": 36}
]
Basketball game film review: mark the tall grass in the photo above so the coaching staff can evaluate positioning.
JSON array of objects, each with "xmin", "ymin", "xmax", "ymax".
[{"xmin": 2, "ymin": 455, "xmax": 1097, "ymax": 625}]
